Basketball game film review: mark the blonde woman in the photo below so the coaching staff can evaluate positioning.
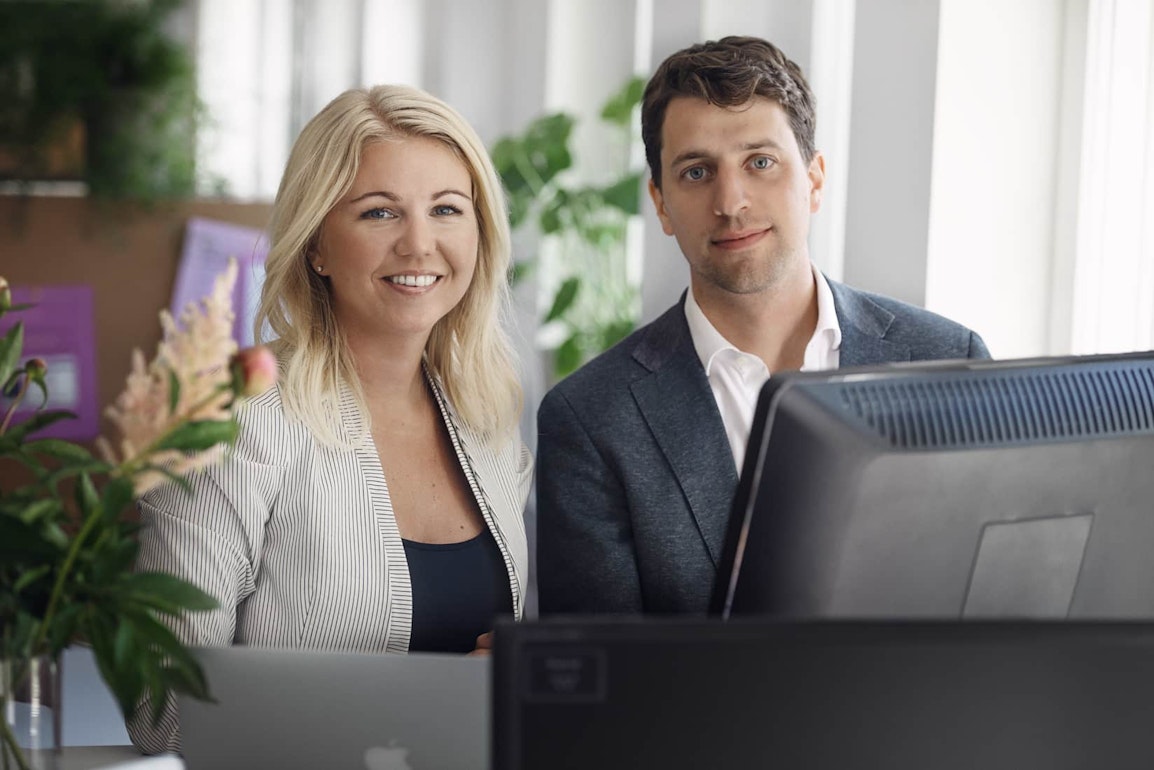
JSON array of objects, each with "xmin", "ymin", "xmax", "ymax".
[{"xmin": 129, "ymin": 85, "xmax": 530, "ymax": 753}]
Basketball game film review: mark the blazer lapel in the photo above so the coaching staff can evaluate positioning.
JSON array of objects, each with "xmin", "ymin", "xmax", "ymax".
[
  {"xmin": 629, "ymin": 301, "xmax": 738, "ymax": 567},
  {"xmin": 828, "ymin": 277, "xmax": 912, "ymax": 366}
]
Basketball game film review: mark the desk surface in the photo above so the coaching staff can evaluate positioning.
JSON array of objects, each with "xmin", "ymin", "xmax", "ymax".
[{"xmin": 27, "ymin": 747, "xmax": 183, "ymax": 770}]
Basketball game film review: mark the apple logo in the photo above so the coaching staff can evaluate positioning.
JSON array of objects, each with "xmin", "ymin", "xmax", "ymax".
[{"xmin": 364, "ymin": 741, "xmax": 414, "ymax": 770}]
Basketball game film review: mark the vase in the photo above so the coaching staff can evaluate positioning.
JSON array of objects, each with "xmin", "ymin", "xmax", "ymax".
[{"xmin": 1, "ymin": 654, "xmax": 61, "ymax": 770}]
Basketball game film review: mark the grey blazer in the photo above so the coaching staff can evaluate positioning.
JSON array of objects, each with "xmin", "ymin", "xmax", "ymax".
[
  {"xmin": 536, "ymin": 278, "xmax": 991, "ymax": 615},
  {"xmin": 129, "ymin": 378, "xmax": 531, "ymax": 753}
]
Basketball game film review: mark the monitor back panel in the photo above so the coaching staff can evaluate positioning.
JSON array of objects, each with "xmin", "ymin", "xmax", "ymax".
[{"xmin": 494, "ymin": 618, "xmax": 1154, "ymax": 770}]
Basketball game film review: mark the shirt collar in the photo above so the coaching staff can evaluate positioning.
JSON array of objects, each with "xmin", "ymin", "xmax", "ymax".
[
  {"xmin": 810, "ymin": 266, "xmax": 843, "ymax": 352},
  {"xmin": 684, "ymin": 285, "xmax": 738, "ymax": 376},
  {"xmin": 684, "ymin": 263, "xmax": 842, "ymax": 375}
]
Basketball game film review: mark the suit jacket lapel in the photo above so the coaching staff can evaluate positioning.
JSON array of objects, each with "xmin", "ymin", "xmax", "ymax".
[
  {"xmin": 828, "ymin": 277, "xmax": 912, "ymax": 366},
  {"xmin": 629, "ymin": 300, "xmax": 738, "ymax": 567}
]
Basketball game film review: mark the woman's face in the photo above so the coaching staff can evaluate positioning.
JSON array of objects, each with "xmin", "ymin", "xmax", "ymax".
[{"xmin": 312, "ymin": 136, "xmax": 479, "ymax": 345}]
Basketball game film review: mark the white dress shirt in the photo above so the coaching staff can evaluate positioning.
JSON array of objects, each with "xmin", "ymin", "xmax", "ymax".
[{"xmin": 685, "ymin": 264, "xmax": 842, "ymax": 469}]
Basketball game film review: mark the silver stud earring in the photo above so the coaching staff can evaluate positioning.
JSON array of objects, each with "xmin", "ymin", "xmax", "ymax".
[{"xmin": 314, "ymin": 264, "xmax": 324, "ymax": 274}]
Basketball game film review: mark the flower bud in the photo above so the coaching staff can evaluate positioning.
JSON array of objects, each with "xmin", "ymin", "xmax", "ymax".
[
  {"xmin": 25, "ymin": 357, "xmax": 47, "ymax": 382},
  {"xmin": 232, "ymin": 346, "xmax": 277, "ymax": 397},
  {"xmin": 0, "ymin": 276, "xmax": 10, "ymax": 314}
]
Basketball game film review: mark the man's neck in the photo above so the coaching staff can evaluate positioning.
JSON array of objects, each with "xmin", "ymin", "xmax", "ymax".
[{"xmin": 693, "ymin": 264, "xmax": 818, "ymax": 373}]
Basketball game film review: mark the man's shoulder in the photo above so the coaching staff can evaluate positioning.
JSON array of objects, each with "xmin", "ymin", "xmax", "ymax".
[
  {"xmin": 830, "ymin": 279, "xmax": 988, "ymax": 359},
  {"xmin": 852, "ymin": 285, "xmax": 964, "ymax": 328}
]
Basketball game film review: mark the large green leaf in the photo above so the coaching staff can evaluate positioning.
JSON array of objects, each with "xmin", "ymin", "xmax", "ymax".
[
  {"xmin": 601, "ymin": 173, "xmax": 643, "ymax": 215},
  {"xmin": 100, "ymin": 475, "xmax": 136, "ymax": 525},
  {"xmin": 538, "ymin": 191, "xmax": 569, "ymax": 235},
  {"xmin": 523, "ymin": 113, "xmax": 575, "ymax": 185},
  {"xmin": 3, "ymin": 410, "xmax": 77, "ymax": 443},
  {"xmin": 553, "ymin": 334, "xmax": 584, "ymax": 378},
  {"xmin": 75, "ymin": 471, "xmax": 100, "ymax": 516},
  {"xmin": 86, "ymin": 536, "xmax": 139, "ymax": 585},
  {"xmin": 13, "ymin": 564, "xmax": 52, "ymax": 594},
  {"xmin": 599, "ymin": 318, "xmax": 637, "ymax": 350},
  {"xmin": 46, "ymin": 603, "xmax": 83, "ymax": 652},
  {"xmin": 0, "ymin": 321, "xmax": 23, "ymax": 390},
  {"xmin": 113, "ymin": 621, "xmax": 143, "ymax": 702},
  {"xmin": 16, "ymin": 497, "xmax": 61, "ymax": 525},
  {"xmin": 156, "ymin": 419, "xmax": 238, "ymax": 452},
  {"xmin": 599, "ymin": 75, "xmax": 647, "ymax": 126},
  {"xmin": 0, "ymin": 516, "xmax": 63, "ymax": 558},
  {"xmin": 543, "ymin": 277, "xmax": 581, "ymax": 324},
  {"xmin": 509, "ymin": 260, "xmax": 535, "ymax": 285},
  {"xmin": 23, "ymin": 438, "xmax": 95, "ymax": 464},
  {"xmin": 167, "ymin": 369, "xmax": 180, "ymax": 416}
]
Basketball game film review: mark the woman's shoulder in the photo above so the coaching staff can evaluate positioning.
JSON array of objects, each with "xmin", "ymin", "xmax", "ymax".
[{"xmin": 232, "ymin": 383, "xmax": 311, "ymax": 464}]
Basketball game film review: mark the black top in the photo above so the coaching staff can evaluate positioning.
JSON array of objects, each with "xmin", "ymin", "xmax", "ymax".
[{"xmin": 403, "ymin": 528, "xmax": 513, "ymax": 653}]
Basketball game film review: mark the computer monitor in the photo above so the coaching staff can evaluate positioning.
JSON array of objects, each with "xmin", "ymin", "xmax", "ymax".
[
  {"xmin": 711, "ymin": 351, "xmax": 1154, "ymax": 619},
  {"xmin": 493, "ymin": 616, "xmax": 1154, "ymax": 770}
]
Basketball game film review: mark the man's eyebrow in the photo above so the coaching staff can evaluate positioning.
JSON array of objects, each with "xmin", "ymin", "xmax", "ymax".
[{"xmin": 668, "ymin": 139, "xmax": 786, "ymax": 168}]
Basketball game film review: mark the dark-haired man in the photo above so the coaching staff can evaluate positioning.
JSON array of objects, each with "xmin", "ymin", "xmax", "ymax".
[{"xmin": 536, "ymin": 36, "xmax": 990, "ymax": 614}]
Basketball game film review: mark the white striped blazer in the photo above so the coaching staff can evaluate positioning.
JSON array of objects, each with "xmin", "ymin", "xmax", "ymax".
[{"xmin": 127, "ymin": 377, "xmax": 531, "ymax": 753}]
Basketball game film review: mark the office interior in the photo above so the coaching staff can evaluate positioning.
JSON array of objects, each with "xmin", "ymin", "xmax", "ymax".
[{"xmin": 2, "ymin": 0, "xmax": 1153, "ymax": 766}]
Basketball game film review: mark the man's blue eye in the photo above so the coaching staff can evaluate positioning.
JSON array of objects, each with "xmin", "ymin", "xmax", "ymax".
[
  {"xmin": 752, "ymin": 157, "xmax": 773, "ymax": 170},
  {"xmin": 685, "ymin": 167, "xmax": 706, "ymax": 181}
]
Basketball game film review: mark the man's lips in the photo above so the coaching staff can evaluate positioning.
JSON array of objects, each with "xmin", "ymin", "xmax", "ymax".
[{"xmin": 711, "ymin": 228, "xmax": 771, "ymax": 251}]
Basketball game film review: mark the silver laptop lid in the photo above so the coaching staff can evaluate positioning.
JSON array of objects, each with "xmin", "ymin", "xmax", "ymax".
[{"xmin": 179, "ymin": 646, "xmax": 489, "ymax": 770}]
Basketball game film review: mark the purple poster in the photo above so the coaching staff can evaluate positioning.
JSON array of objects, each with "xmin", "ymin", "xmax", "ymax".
[
  {"xmin": 170, "ymin": 217, "xmax": 270, "ymax": 347},
  {"xmin": 1, "ymin": 285, "xmax": 99, "ymax": 441}
]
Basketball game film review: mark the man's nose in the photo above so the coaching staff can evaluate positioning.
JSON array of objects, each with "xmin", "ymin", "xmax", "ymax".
[{"xmin": 712, "ymin": 167, "xmax": 750, "ymax": 218}]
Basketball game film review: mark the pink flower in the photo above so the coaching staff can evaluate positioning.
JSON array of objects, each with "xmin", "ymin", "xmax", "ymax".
[
  {"xmin": 99, "ymin": 260, "xmax": 242, "ymax": 496},
  {"xmin": 232, "ymin": 346, "xmax": 278, "ymax": 397}
]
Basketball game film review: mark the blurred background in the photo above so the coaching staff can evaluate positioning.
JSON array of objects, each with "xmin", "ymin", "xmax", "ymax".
[
  {"xmin": 4, "ymin": 0, "xmax": 1153, "ymax": 428},
  {"xmin": 1, "ymin": 0, "xmax": 1151, "ymax": 742}
]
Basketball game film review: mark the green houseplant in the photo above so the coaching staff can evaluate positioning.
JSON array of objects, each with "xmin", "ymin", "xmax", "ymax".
[
  {"xmin": 491, "ymin": 76, "xmax": 647, "ymax": 378},
  {"xmin": 0, "ymin": 263, "xmax": 275, "ymax": 769},
  {"xmin": 0, "ymin": 0, "xmax": 205, "ymax": 200}
]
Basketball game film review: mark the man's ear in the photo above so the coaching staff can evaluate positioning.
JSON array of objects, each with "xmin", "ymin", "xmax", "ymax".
[
  {"xmin": 648, "ymin": 178, "xmax": 675, "ymax": 236},
  {"xmin": 808, "ymin": 151, "xmax": 826, "ymax": 214}
]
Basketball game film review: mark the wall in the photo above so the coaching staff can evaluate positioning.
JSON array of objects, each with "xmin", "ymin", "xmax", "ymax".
[
  {"xmin": 925, "ymin": 0, "xmax": 1067, "ymax": 358},
  {"xmin": 0, "ymin": 195, "xmax": 271, "ymax": 449},
  {"xmin": 842, "ymin": 0, "xmax": 941, "ymax": 308}
]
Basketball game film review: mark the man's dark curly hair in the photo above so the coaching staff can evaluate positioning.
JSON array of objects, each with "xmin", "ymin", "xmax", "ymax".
[{"xmin": 641, "ymin": 36, "xmax": 816, "ymax": 189}]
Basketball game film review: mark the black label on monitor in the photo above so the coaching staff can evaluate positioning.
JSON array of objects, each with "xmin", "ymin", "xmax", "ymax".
[{"xmin": 521, "ymin": 646, "xmax": 607, "ymax": 703}]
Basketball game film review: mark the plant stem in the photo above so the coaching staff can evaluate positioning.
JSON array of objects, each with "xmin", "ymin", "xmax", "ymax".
[
  {"xmin": 0, "ymin": 374, "xmax": 30, "ymax": 436},
  {"xmin": 32, "ymin": 382, "xmax": 234, "ymax": 655},
  {"xmin": 31, "ymin": 510, "xmax": 101, "ymax": 656},
  {"xmin": 0, "ymin": 697, "xmax": 33, "ymax": 770}
]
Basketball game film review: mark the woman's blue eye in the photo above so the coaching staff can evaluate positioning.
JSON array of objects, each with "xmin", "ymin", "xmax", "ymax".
[
  {"xmin": 433, "ymin": 205, "xmax": 462, "ymax": 216},
  {"xmin": 361, "ymin": 208, "xmax": 395, "ymax": 220}
]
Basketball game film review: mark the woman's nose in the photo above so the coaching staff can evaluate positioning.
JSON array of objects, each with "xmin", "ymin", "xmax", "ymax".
[{"xmin": 394, "ymin": 216, "xmax": 434, "ymax": 257}]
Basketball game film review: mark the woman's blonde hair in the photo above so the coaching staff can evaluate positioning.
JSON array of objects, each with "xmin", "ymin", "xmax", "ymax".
[{"xmin": 256, "ymin": 84, "xmax": 522, "ymax": 447}]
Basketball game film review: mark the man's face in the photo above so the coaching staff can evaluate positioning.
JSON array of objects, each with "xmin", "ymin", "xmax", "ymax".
[{"xmin": 649, "ymin": 96, "xmax": 825, "ymax": 301}]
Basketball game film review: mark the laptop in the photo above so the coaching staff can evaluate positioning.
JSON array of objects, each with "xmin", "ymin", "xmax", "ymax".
[
  {"xmin": 178, "ymin": 646, "xmax": 489, "ymax": 770},
  {"xmin": 493, "ymin": 617, "xmax": 1154, "ymax": 769}
]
